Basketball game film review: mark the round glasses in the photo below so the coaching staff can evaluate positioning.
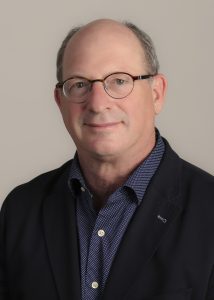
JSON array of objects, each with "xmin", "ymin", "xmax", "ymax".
[{"xmin": 56, "ymin": 72, "xmax": 155, "ymax": 103}]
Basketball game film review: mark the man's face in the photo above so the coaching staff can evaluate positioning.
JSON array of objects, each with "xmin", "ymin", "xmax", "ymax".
[{"xmin": 55, "ymin": 20, "xmax": 166, "ymax": 161}]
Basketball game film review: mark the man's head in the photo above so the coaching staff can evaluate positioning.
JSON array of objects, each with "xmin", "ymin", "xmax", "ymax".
[{"xmin": 55, "ymin": 19, "xmax": 167, "ymax": 162}]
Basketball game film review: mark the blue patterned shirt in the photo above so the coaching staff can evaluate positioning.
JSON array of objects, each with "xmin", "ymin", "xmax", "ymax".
[{"xmin": 69, "ymin": 131, "xmax": 165, "ymax": 300}]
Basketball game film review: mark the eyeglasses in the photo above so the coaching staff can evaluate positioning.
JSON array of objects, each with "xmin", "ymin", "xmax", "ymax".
[{"xmin": 56, "ymin": 72, "xmax": 156, "ymax": 103}]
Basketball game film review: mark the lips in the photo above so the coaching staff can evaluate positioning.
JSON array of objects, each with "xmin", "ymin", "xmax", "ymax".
[
  {"xmin": 84, "ymin": 122, "xmax": 121, "ymax": 128},
  {"xmin": 82, "ymin": 112, "xmax": 125, "ymax": 129}
]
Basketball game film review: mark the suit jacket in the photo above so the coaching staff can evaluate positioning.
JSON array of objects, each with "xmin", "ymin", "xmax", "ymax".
[{"xmin": 0, "ymin": 139, "xmax": 214, "ymax": 300}]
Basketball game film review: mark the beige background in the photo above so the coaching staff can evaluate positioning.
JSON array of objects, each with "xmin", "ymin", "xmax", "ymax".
[{"xmin": 0, "ymin": 0, "xmax": 213, "ymax": 204}]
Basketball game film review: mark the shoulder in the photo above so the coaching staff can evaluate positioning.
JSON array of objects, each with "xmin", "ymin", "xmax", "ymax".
[
  {"xmin": 181, "ymin": 158, "xmax": 214, "ymax": 183},
  {"xmin": 163, "ymin": 137, "xmax": 213, "ymax": 181},
  {"xmin": 180, "ymin": 158, "xmax": 214, "ymax": 199},
  {"xmin": 2, "ymin": 160, "xmax": 72, "ymax": 211},
  {"xmin": 163, "ymin": 138, "xmax": 214, "ymax": 199}
]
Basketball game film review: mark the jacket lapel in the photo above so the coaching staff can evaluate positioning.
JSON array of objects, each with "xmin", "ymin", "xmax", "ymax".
[
  {"xmin": 42, "ymin": 165, "xmax": 81, "ymax": 300},
  {"xmin": 103, "ymin": 141, "xmax": 184, "ymax": 299}
]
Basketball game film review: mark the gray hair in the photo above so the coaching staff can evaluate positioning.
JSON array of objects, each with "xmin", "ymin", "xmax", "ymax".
[{"xmin": 56, "ymin": 21, "xmax": 159, "ymax": 82}]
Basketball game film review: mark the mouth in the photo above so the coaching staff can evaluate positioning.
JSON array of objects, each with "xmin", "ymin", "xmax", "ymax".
[
  {"xmin": 85, "ymin": 121, "xmax": 120, "ymax": 127},
  {"xmin": 84, "ymin": 121, "xmax": 121, "ymax": 130}
]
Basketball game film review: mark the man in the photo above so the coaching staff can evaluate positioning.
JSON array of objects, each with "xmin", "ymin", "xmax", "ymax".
[{"xmin": 0, "ymin": 19, "xmax": 214, "ymax": 300}]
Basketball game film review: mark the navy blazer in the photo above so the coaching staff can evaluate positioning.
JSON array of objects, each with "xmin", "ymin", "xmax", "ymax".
[{"xmin": 0, "ymin": 139, "xmax": 214, "ymax": 300}]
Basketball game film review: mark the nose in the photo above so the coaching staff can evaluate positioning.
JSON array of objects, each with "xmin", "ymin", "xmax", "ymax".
[{"xmin": 85, "ymin": 81, "xmax": 112, "ymax": 113}]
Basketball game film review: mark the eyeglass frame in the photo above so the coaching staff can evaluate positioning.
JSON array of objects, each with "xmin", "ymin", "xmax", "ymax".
[{"xmin": 55, "ymin": 72, "xmax": 156, "ymax": 102}]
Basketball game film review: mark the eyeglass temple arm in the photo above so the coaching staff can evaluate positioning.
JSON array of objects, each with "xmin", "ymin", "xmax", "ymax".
[
  {"xmin": 133, "ymin": 74, "xmax": 156, "ymax": 80},
  {"xmin": 56, "ymin": 82, "xmax": 63, "ymax": 88}
]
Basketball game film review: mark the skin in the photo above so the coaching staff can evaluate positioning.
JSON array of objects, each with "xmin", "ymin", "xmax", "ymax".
[{"xmin": 55, "ymin": 19, "xmax": 167, "ymax": 210}]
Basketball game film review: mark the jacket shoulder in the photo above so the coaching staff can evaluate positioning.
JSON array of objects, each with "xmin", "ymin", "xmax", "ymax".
[
  {"xmin": 2, "ymin": 160, "xmax": 72, "ymax": 209},
  {"xmin": 181, "ymin": 158, "xmax": 214, "ymax": 186},
  {"xmin": 163, "ymin": 138, "xmax": 214, "ymax": 185}
]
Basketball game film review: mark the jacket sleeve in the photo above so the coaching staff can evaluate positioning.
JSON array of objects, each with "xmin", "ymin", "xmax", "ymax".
[
  {"xmin": 0, "ymin": 200, "xmax": 9, "ymax": 300},
  {"xmin": 206, "ymin": 265, "xmax": 214, "ymax": 299}
]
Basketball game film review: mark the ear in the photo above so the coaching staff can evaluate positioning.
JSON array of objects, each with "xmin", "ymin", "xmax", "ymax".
[
  {"xmin": 54, "ymin": 88, "xmax": 63, "ymax": 110},
  {"xmin": 151, "ymin": 74, "xmax": 167, "ymax": 115}
]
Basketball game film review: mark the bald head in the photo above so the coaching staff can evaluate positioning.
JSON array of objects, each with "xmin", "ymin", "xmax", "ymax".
[
  {"xmin": 56, "ymin": 19, "xmax": 159, "ymax": 82},
  {"xmin": 71, "ymin": 19, "xmax": 130, "ymax": 38},
  {"xmin": 65, "ymin": 19, "xmax": 140, "ymax": 55}
]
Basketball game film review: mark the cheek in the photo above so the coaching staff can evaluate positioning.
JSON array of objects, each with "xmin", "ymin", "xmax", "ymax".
[
  {"xmin": 60, "ymin": 104, "xmax": 82, "ymax": 132},
  {"xmin": 126, "ymin": 94, "xmax": 156, "ymax": 128}
]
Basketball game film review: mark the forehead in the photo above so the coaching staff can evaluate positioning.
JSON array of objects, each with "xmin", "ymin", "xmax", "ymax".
[{"xmin": 62, "ymin": 20, "xmax": 146, "ymax": 79}]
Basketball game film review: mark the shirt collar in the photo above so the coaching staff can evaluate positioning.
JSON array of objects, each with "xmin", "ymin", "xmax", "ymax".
[
  {"xmin": 124, "ymin": 130, "xmax": 165, "ymax": 204},
  {"xmin": 68, "ymin": 153, "xmax": 87, "ymax": 197}
]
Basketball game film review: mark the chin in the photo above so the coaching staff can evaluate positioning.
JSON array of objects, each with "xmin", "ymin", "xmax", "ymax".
[{"xmin": 86, "ymin": 144, "xmax": 122, "ymax": 160}]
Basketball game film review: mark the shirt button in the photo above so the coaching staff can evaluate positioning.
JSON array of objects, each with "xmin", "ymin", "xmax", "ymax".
[
  {"xmin": 98, "ymin": 229, "xmax": 105, "ymax": 237},
  {"xmin": 92, "ymin": 281, "xmax": 99, "ymax": 289},
  {"xmin": 80, "ymin": 186, "xmax": 85, "ymax": 192}
]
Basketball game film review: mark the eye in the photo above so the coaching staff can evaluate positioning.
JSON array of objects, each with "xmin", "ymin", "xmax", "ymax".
[
  {"xmin": 115, "ymin": 78, "xmax": 126, "ymax": 85},
  {"xmin": 63, "ymin": 78, "xmax": 90, "ymax": 97},
  {"xmin": 106, "ymin": 73, "xmax": 131, "ymax": 87},
  {"xmin": 72, "ymin": 80, "xmax": 88, "ymax": 89},
  {"xmin": 68, "ymin": 79, "xmax": 89, "ymax": 91}
]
